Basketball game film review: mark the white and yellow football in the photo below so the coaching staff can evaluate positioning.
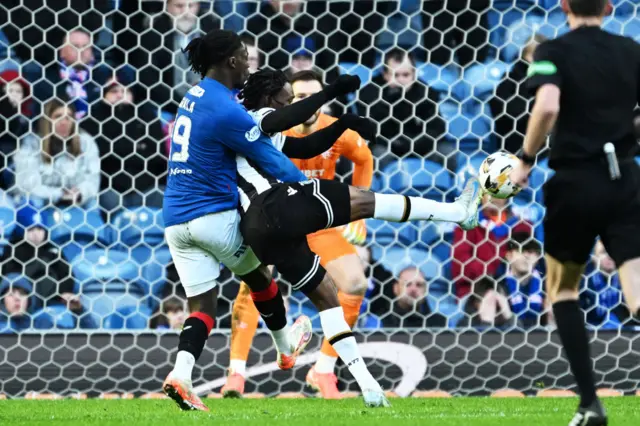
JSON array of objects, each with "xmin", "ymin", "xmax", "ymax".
[{"xmin": 478, "ymin": 152, "xmax": 522, "ymax": 199}]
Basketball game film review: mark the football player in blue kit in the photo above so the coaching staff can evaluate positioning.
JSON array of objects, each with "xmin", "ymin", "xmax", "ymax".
[{"xmin": 160, "ymin": 29, "xmax": 361, "ymax": 411}]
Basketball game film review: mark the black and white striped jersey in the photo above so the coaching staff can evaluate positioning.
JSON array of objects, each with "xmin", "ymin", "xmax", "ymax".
[{"xmin": 237, "ymin": 108, "xmax": 288, "ymax": 211}]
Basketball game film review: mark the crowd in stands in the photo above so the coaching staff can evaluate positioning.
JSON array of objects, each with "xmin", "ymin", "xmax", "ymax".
[{"xmin": 1, "ymin": 0, "xmax": 640, "ymax": 333}]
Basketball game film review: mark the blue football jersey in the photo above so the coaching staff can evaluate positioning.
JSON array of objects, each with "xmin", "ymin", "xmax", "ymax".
[{"xmin": 163, "ymin": 78, "xmax": 306, "ymax": 227}]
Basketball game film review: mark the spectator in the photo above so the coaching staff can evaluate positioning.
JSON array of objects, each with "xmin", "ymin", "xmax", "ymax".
[
  {"xmin": 354, "ymin": 245, "xmax": 394, "ymax": 318},
  {"xmin": 458, "ymin": 278, "xmax": 517, "ymax": 329},
  {"xmin": 33, "ymin": 290, "xmax": 99, "ymax": 330},
  {"xmin": 32, "ymin": 28, "xmax": 111, "ymax": 119},
  {"xmin": 356, "ymin": 49, "xmax": 446, "ymax": 165},
  {"xmin": 489, "ymin": 34, "xmax": 547, "ymax": 154},
  {"xmin": 0, "ymin": 69, "xmax": 31, "ymax": 189},
  {"xmin": 240, "ymin": 34, "xmax": 261, "ymax": 74},
  {"xmin": 580, "ymin": 241, "xmax": 634, "ymax": 329},
  {"xmin": 452, "ymin": 194, "xmax": 532, "ymax": 299},
  {"xmin": 246, "ymin": 0, "xmax": 315, "ymax": 70},
  {"xmin": 81, "ymin": 77, "xmax": 167, "ymax": 213},
  {"xmin": 0, "ymin": 274, "xmax": 33, "ymax": 333},
  {"xmin": 14, "ymin": 99, "xmax": 100, "ymax": 207},
  {"xmin": 500, "ymin": 232, "xmax": 545, "ymax": 328},
  {"xmin": 381, "ymin": 267, "xmax": 447, "ymax": 328},
  {"xmin": 421, "ymin": 0, "xmax": 491, "ymax": 67},
  {"xmin": 150, "ymin": 296, "xmax": 187, "ymax": 330},
  {"xmin": 130, "ymin": 0, "xmax": 220, "ymax": 114},
  {"xmin": 0, "ymin": 198, "xmax": 73, "ymax": 310}
]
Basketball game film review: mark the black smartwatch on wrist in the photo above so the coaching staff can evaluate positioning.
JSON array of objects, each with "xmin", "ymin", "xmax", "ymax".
[{"xmin": 517, "ymin": 148, "xmax": 536, "ymax": 166}]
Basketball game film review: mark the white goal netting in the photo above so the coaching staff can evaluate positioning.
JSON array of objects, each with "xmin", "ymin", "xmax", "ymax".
[{"xmin": 0, "ymin": 0, "xmax": 639, "ymax": 399}]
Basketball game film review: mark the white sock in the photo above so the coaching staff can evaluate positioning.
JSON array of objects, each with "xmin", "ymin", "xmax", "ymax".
[
  {"xmin": 373, "ymin": 193, "xmax": 466, "ymax": 223},
  {"xmin": 314, "ymin": 353, "xmax": 338, "ymax": 374},
  {"xmin": 271, "ymin": 325, "xmax": 292, "ymax": 356},
  {"xmin": 319, "ymin": 307, "xmax": 381, "ymax": 392},
  {"xmin": 173, "ymin": 351, "xmax": 195, "ymax": 381},
  {"xmin": 229, "ymin": 359, "xmax": 247, "ymax": 377}
]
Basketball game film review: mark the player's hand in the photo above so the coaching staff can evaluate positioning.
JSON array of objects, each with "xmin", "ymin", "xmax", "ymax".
[
  {"xmin": 509, "ymin": 160, "xmax": 531, "ymax": 189},
  {"xmin": 325, "ymin": 75, "xmax": 361, "ymax": 99},
  {"xmin": 342, "ymin": 219, "xmax": 367, "ymax": 245},
  {"xmin": 339, "ymin": 114, "xmax": 377, "ymax": 142}
]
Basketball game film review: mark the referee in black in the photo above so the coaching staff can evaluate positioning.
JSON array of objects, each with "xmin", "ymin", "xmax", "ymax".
[{"xmin": 510, "ymin": 1, "xmax": 640, "ymax": 425}]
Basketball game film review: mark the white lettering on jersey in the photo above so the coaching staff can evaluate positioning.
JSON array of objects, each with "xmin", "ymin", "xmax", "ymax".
[
  {"xmin": 287, "ymin": 187, "xmax": 298, "ymax": 196},
  {"xmin": 179, "ymin": 98, "xmax": 195, "ymax": 113},
  {"xmin": 188, "ymin": 86, "xmax": 205, "ymax": 97},
  {"xmin": 303, "ymin": 169, "xmax": 325, "ymax": 178}
]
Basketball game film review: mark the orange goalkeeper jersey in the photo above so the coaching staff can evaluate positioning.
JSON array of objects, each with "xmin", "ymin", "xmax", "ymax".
[{"xmin": 283, "ymin": 113, "xmax": 373, "ymax": 188}]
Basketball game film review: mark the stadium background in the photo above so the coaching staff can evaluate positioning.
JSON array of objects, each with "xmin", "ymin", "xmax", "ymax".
[{"xmin": 0, "ymin": 0, "xmax": 639, "ymax": 399}]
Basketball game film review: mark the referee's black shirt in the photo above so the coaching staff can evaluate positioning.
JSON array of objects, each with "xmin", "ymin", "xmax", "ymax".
[{"xmin": 526, "ymin": 26, "xmax": 640, "ymax": 169}]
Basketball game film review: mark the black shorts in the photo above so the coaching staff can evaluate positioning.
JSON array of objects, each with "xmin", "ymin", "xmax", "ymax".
[
  {"xmin": 240, "ymin": 179, "xmax": 351, "ymax": 293},
  {"xmin": 544, "ymin": 161, "xmax": 640, "ymax": 266}
]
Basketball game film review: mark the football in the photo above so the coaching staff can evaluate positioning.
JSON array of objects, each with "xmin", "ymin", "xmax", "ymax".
[{"xmin": 478, "ymin": 152, "xmax": 522, "ymax": 199}]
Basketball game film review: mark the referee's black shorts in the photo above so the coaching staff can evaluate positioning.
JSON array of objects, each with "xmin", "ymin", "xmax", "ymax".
[
  {"xmin": 544, "ymin": 161, "xmax": 640, "ymax": 266},
  {"xmin": 240, "ymin": 179, "xmax": 351, "ymax": 294}
]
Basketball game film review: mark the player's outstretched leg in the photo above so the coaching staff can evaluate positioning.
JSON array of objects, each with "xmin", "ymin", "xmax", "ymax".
[
  {"xmin": 357, "ymin": 177, "xmax": 481, "ymax": 230},
  {"xmin": 163, "ymin": 287, "xmax": 217, "ymax": 412},
  {"xmin": 546, "ymin": 255, "xmax": 607, "ymax": 426},
  {"xmin": 221, "ymin": 281, "xmax": 260, "ymax": 398},
  {"xmin": 240, "ymin": 267, "xmax": 312, "ymax": 371}
]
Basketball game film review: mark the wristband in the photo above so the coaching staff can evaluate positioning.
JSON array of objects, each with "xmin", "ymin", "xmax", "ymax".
[{"xmin": 517, "ymin": 148, "xmax": 536, "ymax": 166}]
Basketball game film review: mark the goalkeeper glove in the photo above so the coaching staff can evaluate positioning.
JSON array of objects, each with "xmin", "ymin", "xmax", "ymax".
[{"xmin": 342, "ymin": 219, "xmax": 367, "ymax": 245}]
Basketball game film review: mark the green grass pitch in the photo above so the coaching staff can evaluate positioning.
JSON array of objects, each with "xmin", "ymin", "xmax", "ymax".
[{"xmin": 2, "ymin": 397, "xmax": 640, "ymax": 426}]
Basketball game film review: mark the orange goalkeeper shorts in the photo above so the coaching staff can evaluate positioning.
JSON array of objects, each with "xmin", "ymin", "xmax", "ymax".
[{"xmin": 306, "ymin": 228, "xmax": 357, "ymax": 267}]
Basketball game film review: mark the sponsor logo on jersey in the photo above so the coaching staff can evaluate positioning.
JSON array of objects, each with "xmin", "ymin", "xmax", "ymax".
[
  {"xmin": 169, "ymin": 167, "xmax": 193, "ymax": 175},
  {"xmin": 187, "ymin": 86, "xmax": 205, "ymax": 97},
  {"xmin": 302, "ymin": 169, "xmax": 325, "ymax": 178},
  {"xmin": 245, "ymin": 126, "xmax": 261, "ymax": 142}
]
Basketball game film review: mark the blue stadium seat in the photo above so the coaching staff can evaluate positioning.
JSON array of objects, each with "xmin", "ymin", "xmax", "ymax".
[
  {"xmin": 501, "ymin": 15, "xmax": 546, "ymax": 62},
  {"xmin": 378, "ymin": 246, "xmax": 444, "ymax": 281},
  {"xmin": 382, "ymin": 158, "xmax": 454, "ymax": 201},
  {"xmin": 33, "ymin": 305, "xmax": 99, "ymax": 330},
  {"xmin": 42, "ymin": 204, "xmax": 109, "ymax": 261},
  {"xmin": 416, "ymin": 62, "xmax": 459, "ymax": 93},
  {"xmin": 104, "ymin": 305, "xmax": 153, "ymax": 330},
  {"xmin": 337, "ymin": 63, "xmax": 379, "ymax": 88},
  {"xmin": 0, "ymin": 192, "xmax": 16, "ymax": 249},
  {"xmin": 367, "ymin": 218, "xmax": 418, "ymax": 247},
  {"xmin": 111, "ymin": 207, "xmax": 170, "ymax": 310},
  {"xmin": 73, "ymin": 247, "xmax": 144, "ymax": 318},
  {"xmin": 112, "ymin": 207, "xmax": 165, "ymax": 248},
  {"xmin": 464, "ymin": 60, "xmax": 509, "ymax": 101}
]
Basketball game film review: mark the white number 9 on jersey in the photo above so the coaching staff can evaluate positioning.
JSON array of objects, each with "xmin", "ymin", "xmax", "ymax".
[{"xmin": 171, "ymin": 115, "xmax": 191, "ymax": 162}]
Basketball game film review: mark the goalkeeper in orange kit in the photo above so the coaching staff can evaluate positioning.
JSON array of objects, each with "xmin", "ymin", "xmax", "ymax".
[{"xmin": 222, "ymin": 70, "xmax": 373, "ymax": 399}]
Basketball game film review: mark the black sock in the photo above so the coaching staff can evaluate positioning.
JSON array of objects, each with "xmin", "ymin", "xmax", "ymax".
[
  {"xmin": 178, "ymin": 313, "xmax": 213, "ymax": 360},
  {"xmin": 552, "ymin": 300, "xmax": 597, "ymax": 408},
  {"xmin": 251, "ymin": 279, "xmax": 288, "ymax": 331}
]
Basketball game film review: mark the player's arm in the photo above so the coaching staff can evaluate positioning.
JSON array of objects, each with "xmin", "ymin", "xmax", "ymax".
[
  {"xmin": 282, "ymin": 114, "xmax": 376, "ymax": 160},
  {"xmin": 511, "ymin": 42, "xmax": 561, "ymax": 186},
  {"xmin": 340, "ymin": 130, "xmax": 373, "ymax": 189},
  {"xmin": 221, "ymin": 110, "xmax": 306, "ymax": 183},
  {"xmin": 259, "ymin": 75, "xmax": 361, "ymax": 134}
]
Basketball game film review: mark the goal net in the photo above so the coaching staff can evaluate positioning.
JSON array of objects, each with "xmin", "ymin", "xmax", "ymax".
[{"xmin": 0, "ymin": 0, "xmax": 639, "ymax": 399}]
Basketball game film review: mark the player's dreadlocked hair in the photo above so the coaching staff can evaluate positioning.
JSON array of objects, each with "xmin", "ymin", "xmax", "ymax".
[
  {"xmin": 183, "ymin": 29, "xmax": 243, "ymax": 78},
  {"xmin": 239, "ymin": 69, "xmax": 288, "ymax": 111}
]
